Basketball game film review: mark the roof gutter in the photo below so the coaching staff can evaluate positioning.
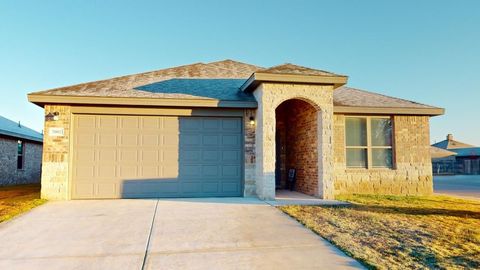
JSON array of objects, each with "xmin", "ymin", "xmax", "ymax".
[
  {"xmin": 27, "ymin": 94, "xmax": 258, "ymax": 109},
  {"xmin": 0, "ymin": 130, "xmax": 43, "ymax": 143},
  {"xmin": 334, "ymin": 105, "xmax": 445, "ymax": 116}
]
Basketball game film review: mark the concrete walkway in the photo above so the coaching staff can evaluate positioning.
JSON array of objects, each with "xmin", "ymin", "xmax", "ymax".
[{"xmin": 0, "ymin": 197, "xmax": 364, "ymax": 270}]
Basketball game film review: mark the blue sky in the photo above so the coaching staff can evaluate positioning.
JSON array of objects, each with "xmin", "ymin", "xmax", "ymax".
[{"xmin": 0, "ymin": 0, "xmax": 478, "ymax": 144}]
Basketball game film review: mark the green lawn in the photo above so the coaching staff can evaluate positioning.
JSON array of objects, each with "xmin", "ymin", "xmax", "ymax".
[
  {"xmin": 280, "ymin": 194, "xmax": 480, "ymax": 270},
  {"xmin": 0, "ymin": 184, "xmax": 46, "ymax": 223}
]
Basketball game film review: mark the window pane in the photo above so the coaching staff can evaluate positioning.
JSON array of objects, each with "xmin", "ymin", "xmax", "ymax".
[
  {"xmin": 17, "ymin": 141, "xmax": 23, "ymax": 155},
  {"xmin": 346, "ymin": 118, "xmax": 367, "ymax": 146},
  {"xmin": 372, "ymin": 149, "xmax": 393, "ymax": 168},
  {"xmin": 17, "ymin": 156, "xmax": 23, "ymax": 170},
  {"xmin": 346, "ymin": 149, "xmax": 367, "ymax": 168},
  {"xmin": 371, "ymin": 118, "xmax": 392, "ymax": 146}
]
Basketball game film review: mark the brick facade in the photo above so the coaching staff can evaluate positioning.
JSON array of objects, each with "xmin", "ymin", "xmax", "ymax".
[
  {"xmin": 41, "ymin": 105, "xmax": 72, "ymax": 200},
  {"xmin": 333, "ymin": 114, "xmax": 433, "ymax": 195},
  {"xmin": 39, "ymin": 94, "xmax": 434, "ymax": 200},
  {"xmin": 276, "ymin": 99, "xmax": 318, "ymax": 196},
  {"xmin": 0, "ymin": 136, "xmax": 42, "ymax": 186}
]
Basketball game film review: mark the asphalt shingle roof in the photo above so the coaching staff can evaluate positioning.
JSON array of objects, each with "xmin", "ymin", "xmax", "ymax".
[
  {"xmin": 28, "ymin": 59, "xmax": 441, "ymax": 112},
  {"xmin": 334, "ymin": 86, "xmax": 437, "ymax": 109},
  {"xmin": 432, "ymin": 138, "xmax": 476, "ymax": 150},
  {"xmin": 0, "ymin": 116, "xmax": 43, "ymax": 142},
  {"xmin": 137, "ymin": 79, "xmax": 254, "ymax": 101},
  {"xmin": 258, "ymin": 63, "xmax": 345, "ymax": 77}
]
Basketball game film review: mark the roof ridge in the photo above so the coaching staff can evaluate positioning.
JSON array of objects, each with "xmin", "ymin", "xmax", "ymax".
[{"xmin": 260, "ymin": 63, "xmax": 346, "ymax": 77}]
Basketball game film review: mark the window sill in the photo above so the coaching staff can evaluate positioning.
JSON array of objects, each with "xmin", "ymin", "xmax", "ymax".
[{"xmin": 346, "ymin": 167, "xmax": 395, "ymax": 172}]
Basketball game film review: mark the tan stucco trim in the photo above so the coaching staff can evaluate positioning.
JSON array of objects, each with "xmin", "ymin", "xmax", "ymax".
[
  {"xmin": 334, "ymin": 106, "xmax": 444, "ymax": 116},
  {"xmin": 240, "ymin": 72, "xmax": 348, "ymax": 92},
  {"xmin": 70, "ymin": 106, "xmax": 245, "ymax": 117},
  {"xmin": 28, "ymin": 94, "xmax": 258, "ymax": 109}
]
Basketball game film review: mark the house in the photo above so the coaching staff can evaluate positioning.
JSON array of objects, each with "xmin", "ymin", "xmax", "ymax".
[
  {"xmin": 27, "ymin": 60, "xmax": 444, "ymax": 200},
  {"xmin": 430, "ymin": 146, "xmax": 457, "ymax": 175},
  {"xmin": 0, "ymin": 116, "xmax": 43, "ymax": 186},
  {"xmin": 432, "ymin": 134, "xmax": 480, "ymax": 175}
]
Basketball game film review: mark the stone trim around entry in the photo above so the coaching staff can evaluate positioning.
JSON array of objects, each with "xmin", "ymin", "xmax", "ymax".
[{"xmin": 252, "ymin": 82, "xmax": 336, "ymax": 200}]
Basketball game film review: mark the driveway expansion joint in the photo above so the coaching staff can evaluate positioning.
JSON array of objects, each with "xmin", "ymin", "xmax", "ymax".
[{"xmin": 141, "ymin": 199, "xmax": 159, "ymax": 270}]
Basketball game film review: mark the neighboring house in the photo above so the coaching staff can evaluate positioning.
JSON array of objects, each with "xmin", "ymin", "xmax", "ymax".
[
  {"xmin": 431, "ymin": 146, "xmax": 457, "ymax": 175},
  {"xmin": 28, "ymin": 60, "xmax": 444, "ymax": 200},
  {"xmin": 432, "ymin": 134, "xmax": 480, "ymax": 175},
  {"xmin": 0, "ymin": 116, "xmax": 43, "ymax": 186}
]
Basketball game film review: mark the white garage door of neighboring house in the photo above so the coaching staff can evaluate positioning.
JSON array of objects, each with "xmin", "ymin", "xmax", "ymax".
[{"xmin": 71, "ymin": 114, "xmax": 243, "ymax": 199}]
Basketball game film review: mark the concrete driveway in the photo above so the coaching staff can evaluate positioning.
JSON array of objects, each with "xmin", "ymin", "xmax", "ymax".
[{"xmin": 0, "ymin": 197, "xmax": 363, "ymax": 270}]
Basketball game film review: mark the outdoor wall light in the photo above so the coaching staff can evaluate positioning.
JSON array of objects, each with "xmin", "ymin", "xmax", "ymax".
[
  {"xmin": 45, "ymin": 112, "xmax": 60, "ymax": 121},
  {"xmin": 249, "ymin": 116, "xmax": 255, "ymax": 126}
]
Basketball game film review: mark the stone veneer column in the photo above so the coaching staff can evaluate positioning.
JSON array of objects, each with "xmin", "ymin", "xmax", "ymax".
[
  {"xmin": 252, "ymin": 83, "xmax": 335, "ymax": 200},
  {"xmin": 317, "ymin": 108, "xmax": 335, "ymax": 199},
  {"xmin": 41, "ymin": 105, "xmax": 71, "ymax": 200},
  {"xmin": 253, "ymin": 85, "xmax": 276, "ymax": 200}
]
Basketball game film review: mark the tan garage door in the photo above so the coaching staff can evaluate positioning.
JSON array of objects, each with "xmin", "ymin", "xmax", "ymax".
[{"xmin": 71, "ymin": 114, "xmax": 243, "ymax": 199}]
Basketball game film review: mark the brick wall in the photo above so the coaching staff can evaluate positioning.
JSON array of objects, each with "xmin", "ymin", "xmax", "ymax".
[
  {"xmin": 0, "ymin": 136, "xmax": 42, "ymax": 186},
  {"xmin": 333, "ymin": 114, "xmax": 433, "ymax": 195},
  {"xmin": 41, "ymin": 105, "xmax": 71, "ymax": 200},
  {"xmin": 276, "ymin": 99, "xmax": 318, "ymax": 196}
]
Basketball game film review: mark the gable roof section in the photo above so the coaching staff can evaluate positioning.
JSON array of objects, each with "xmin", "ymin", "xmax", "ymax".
[
  {"xmin": 27, "ymin": 59, "xmax": 443, "ymax": 115},
  {"xmin": 258, "ymin": 63, "xmax": 343, "ymax": 77},
  {"xmin": 0, "ymin": 116, "xmax": 43, "ymax": 143},
  {"xmin": 28, "ymin": 60, "xmax": 262, "ymax": 108},
  {"xmin": 432, "ymin": 136, "xmax": 476, "ymax": 150},
  {"xmin": 240, "ymin": 63, "xmax": 348, "ymax": 92},
  {"xmin": 430, "ymin": 146, "xmax": 457, "ymax": 159},
  {"xmin": 333, "ymin": 87, "xmax": 444, "ymax": 115}
]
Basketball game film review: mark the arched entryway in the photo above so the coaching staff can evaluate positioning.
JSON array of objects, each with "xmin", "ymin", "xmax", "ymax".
[{"xmin": 275, "ymin": 98, "xmax": 319, "ymax": 196}]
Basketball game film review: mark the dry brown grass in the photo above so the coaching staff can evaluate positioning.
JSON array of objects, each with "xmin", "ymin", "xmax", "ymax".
[
  {"xmin": 280, "ymin": 194, "xmax": 480, "ymax": 270},
  {"xmin": 0, "ymin": 184, "xmax": 45, "ymax": 223}
]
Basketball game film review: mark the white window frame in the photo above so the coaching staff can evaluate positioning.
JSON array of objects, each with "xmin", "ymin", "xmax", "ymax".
[{"xmin": 345, "ymin": 116, "xmax": 395, "ymax": 169}]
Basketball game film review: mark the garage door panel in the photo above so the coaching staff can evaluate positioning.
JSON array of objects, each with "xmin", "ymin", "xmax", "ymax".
[
  {"xmin": 76, "ymin": 134, "xmax": 96, "ymax": 146},
  {"xmin": 202, "ymin": 151, "xmax": 219, "ymax": 162},
  {"xmin": 203, "ymin": 118, "xmax": 221, "ymax": 130},
  {"xmin": 119, "ymin": 117, "xmax": 139, "ymax": 129},
  {"xmin": 222, "ymin": 118, "xmax": 241, "ymax": 131},
  {"xmin": 181, "ymin": 118, "xmax": 202, "ymax": 130},
  {"xmin": 77, "ymin": 115, "xmax": 96, "ymax": 128},
  {"xmin": 222, "ymin": 150, "xmax": 240, "ymax": 162},
  {"xmin": 222, "ymin": 134, "xmax": 241, "ymax": 146},
  {"xmin": 222, "ymin": 165, "xmax": 241, "ymax": 177},
  {"xmin": 98, "ymin": 116, "xmax": 118, "ymax": 129},
  {"xmin": 202, "ymin": 182, "xmax": 219, "ymax": 193},
  {"xmin": 202, "ymin": 165, "xmax": 219, "ymax": 176},
  {"xmin": 119, "ymin": 134, "xmax": 139, "ymax": 146},
  {"xmin": 98, "ymin": 149, "xmax": 116, "ymax": 161},
  {"xmin": 222, "ymin": 182, "xmax": 240, "ymax": 192},
  {"xmin": 72, "ymin": 115, "xmax": 242, "ymax": 199},
  {"xmin": 98, "ymin": 134, "xmax": 116, "ymax": 146},
  {"xmin": 98, "ymin": 166, "xmax": 116, "ymax": 178},
  {"xmin": 202, "ymin": 134, "xmax": 220, "ymax": 146},
  {"xmin": 141, "ymin": 150, "xmax": 159, "ymax": 162}
]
